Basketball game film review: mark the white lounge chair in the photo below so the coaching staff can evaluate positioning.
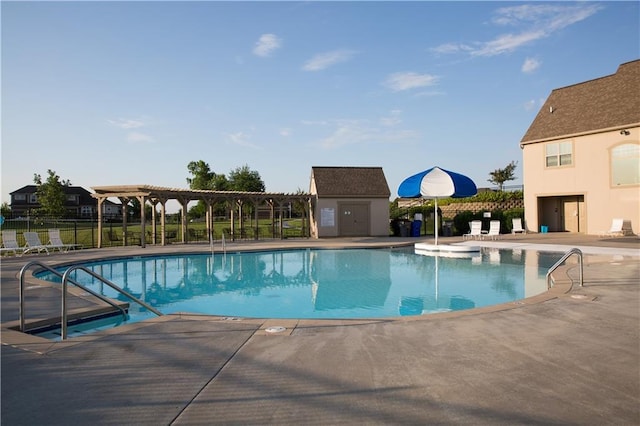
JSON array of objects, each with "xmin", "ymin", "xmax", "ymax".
[
  {"xmin": 486, "ymin": 220, "xmax": 501, "ymax": 240},
  {"xmin": 1, "ymin": 230, "xmax": 22, "ymax": 256},
  {"xmin": 512, "ymin": 218, "xmax": 526, "ymax": 234},
  {"xmin": 600, "ymin": 218, "xmax": 634, "ymax": 237},
  {"xmin": 47, "ymin": 229, "xmax": 80, "ymax": 252},
  {"xmin": 463, "ymin": 221, "xmax": 483, "ymax": 240},
  {"xmin": 23, "ymin": 232, "xmax": 50, "ymax": 255}
]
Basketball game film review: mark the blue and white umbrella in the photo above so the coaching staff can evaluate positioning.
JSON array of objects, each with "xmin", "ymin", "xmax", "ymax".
[{"xmin": 398, "ymin": 166, "xmax": 477, "ymax": 245}]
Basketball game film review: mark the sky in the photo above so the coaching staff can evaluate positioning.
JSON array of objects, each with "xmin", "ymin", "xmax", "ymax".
[{"xmin": 2, "ymin": 1, "xmax": 639, "ymax": 213}]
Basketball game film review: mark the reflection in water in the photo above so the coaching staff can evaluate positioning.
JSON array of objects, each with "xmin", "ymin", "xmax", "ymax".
[
  {"xmin": 310, "ymin": 250, "xmax": 391, "ymax": 311},
  {"xmin": 41, "ymin": 248, "xmax": 551, "ymax": 319}
]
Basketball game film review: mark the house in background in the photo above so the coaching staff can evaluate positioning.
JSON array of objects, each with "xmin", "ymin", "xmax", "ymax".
[
  {"xmin": 520, "ymin": 60, "xmax": 639, "ymax": 234},
  {"xmin": 309, "ymin": 166, "xmax": 391, "ymax": 238},
  {"xmin": 9, "ymin": 185, "xmax": 122, "ymax": 219}
]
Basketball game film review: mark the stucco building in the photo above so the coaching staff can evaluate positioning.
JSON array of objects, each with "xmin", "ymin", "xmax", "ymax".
[
  {"xmin": 520, "ymin": 60, "xmax": 639, "ymax": 234},
  {"xmin": 309, "ymin": 166, "xmax": 391, "ymax": 238}
]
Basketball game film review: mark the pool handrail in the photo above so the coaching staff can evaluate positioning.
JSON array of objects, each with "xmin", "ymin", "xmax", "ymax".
[
  {"xmin": 61, "ymin": 265, "xmax": 163, "ymax": 340},
  {"xmin": 546, "ymin": 248, "xmax": 583, "ymax": 290},
  {"xmin": 18, "ymin": 260, "xmax": 129, "ymax": 333}
]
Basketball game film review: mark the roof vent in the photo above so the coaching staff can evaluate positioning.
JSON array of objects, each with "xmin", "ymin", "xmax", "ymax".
[{"xmin": 549, "ymin": 106, "xmax": 554, "ymax": 113}]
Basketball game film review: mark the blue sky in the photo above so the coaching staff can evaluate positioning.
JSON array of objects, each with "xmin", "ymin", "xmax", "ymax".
[{"xmin": 2, "ymin": 1, "xmax": 639, "ymax": 212}]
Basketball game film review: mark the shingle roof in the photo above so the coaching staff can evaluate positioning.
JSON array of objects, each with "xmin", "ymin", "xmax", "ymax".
[
  {"xmin": 311, "ymin": 166, "xmax": 391, "ymax": 198},
  {"xmin": 521, "ymin": 60, "xmax": 640, "ymax": 144}
]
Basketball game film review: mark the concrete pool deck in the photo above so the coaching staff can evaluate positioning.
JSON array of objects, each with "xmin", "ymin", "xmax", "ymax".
[{"xmin": 1, "ymin": 233, "xmax": 639, "ymax": 425}]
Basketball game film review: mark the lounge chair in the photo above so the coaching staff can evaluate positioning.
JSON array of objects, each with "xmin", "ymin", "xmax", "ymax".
[
  {"xmin": 512, "ymin": 218, "xmax": 526, "ymax": 234},
  {"xmin": 1, "ymin": 230, "xmax": 22, "ymax": 256},
  {"xmin": 463, "ymin": 221, "xmax": 483, "ymax": 240},
  {"xmin": 600, "ymin": 218, "xmax": 635, "ymax": 237},
  {"xmin": 48, "ymin": 229, "xmax": 81, "ymax": 252},
  {"xmin": 23, "ymin": 232, "xmax": 50, "ymax": 255},
  {"xmin": 486, "ymin": 220, "xmax": 501, "ymax": 240}
]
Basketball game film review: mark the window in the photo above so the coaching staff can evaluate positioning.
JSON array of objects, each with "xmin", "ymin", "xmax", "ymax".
[
  {"xmin": 29, "ymin": 194, "xmax": 38, "ymax": 203},
  {"xmin": 13, "ymin": 194, "xmax": 26, "ymax": 201},
  {"xmin": 611, "ymin": 143, "xmax": 640, "ymax": 186},
  {"xmin": 545, "ymin": 141, "xmax": 572, "ymax": 167}
]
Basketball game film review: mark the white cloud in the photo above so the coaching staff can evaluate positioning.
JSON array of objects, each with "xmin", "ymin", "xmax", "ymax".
[
  {"xmin": 302, "ymin": 49, "xmax": 356, "ymax": 71},
  {"xmin": 430, "ymin": 43, "xmax": 473, "ymax": 55},
  {"xmin": 280, "ymin": 128, "xmax": 292, "ymax": 137},
  {"xmin": 523, "ymin": 99, "xmax": 537, "ymax": 111},
  {"xmin": 380, "ymin": 110, "xmax": 402, "ymax": 127},
  {"xmin": 253, "ymin": 34, "xmax": 282, "ymax": 57},
  {"xmin": 522, "ymin": 57, "xmax": 541, "ymax": 73},
  {"xmin": 226, "ymin": 131, "xmax": 261, "ymax": 149},
  {"xmin": 108, "ymin": 118, "xmax": 145, "ymax": 129},
  {"xmin": 127, "ymin": 132, "xmax": 154, "ymax": 143},
  {"xmin": 315, "ymin": 119, "xmax": 418, "ymax": 149},
  {"xmin": 472, "ymin": 30, "xmax": 546, "ymax": 57},
  {"xmin": 435, "ymin": 3, "xmax": 602, "ymax": 57},
  {"xmin": 384, "ymin": 72, "xmax": 440, "ymax": 92}
]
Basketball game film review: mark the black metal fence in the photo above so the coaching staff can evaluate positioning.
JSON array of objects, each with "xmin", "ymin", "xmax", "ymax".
[{"xmin": 0, "ymin": 217, "xmax": 97, "ymax": 249}]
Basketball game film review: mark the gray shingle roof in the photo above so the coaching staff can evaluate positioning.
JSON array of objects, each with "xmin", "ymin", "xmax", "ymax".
[
  {"xmin": 521, "ymin": 60, "xmax": 640, "ymax": 144},
  {"xmin": 311, "ymin": 166, "xmax": 391, "ymax": 198}
]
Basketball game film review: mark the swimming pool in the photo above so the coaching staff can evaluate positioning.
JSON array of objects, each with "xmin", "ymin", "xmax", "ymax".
[{"xmin": 37, "ymin": 247, "xmax": 557, "ymax": 322}]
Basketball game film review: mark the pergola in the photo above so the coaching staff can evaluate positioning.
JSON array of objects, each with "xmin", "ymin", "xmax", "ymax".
[{"xmin": 91, "ymin": 185, "xmax": 312, "ymax": 248}]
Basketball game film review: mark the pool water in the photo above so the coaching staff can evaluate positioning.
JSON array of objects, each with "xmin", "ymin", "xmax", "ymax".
[{"xmin": 37, "ymin": 247, "xmax": 556, "ymax": 323}]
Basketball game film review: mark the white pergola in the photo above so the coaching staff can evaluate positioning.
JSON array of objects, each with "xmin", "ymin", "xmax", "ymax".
[{"xmin": 91, "ymin": 185, "xmax": 312, "ymax": 248}]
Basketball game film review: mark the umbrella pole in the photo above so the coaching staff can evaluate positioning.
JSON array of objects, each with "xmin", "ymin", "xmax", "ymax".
[{"xmin": 434, "ymin": 198, "xmax": 439, "ymax": 246}]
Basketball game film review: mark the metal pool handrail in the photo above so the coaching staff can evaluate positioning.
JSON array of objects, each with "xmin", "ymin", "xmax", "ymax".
[
  {"xmin": 60, "ymin": 266, "xmax": 163, "ymax": 340},
  {"xmin": 546, "ymin": 248, "xmax": 583, "ymax": 290},
  {"xmin": 18, "ymin": 261, "xmax": 128, "ymax": 333}
]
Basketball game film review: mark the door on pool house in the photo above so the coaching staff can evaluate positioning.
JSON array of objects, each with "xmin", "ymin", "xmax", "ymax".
[
  {"xmin": 538, "ymin": 195, "xmax": 585, "ymax": 232},
  {"xmin": 339, "ymin": 203, "xmax": 370, "ymax": 236}
]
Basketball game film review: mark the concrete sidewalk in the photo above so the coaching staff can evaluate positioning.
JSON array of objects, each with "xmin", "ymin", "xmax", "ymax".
[{"xmin": 1, "ymin": 234, "xmax": 639, "ymax": 425}]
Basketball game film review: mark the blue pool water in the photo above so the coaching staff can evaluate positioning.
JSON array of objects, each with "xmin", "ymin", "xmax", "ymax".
[{"xmin": 36, "ymin": 247, "xmax": 557, "ymax": 322}]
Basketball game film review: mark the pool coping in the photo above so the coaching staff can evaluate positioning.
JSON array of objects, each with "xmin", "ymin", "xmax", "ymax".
[{"xmin": 0, "ymin": 238, "xmax": 601, "ymax": 354}]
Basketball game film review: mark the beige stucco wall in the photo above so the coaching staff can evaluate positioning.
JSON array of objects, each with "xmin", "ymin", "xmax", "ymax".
[
  {"xmin": 310, "ymin": 197, "xmax": 390, "ymax": 238},
  {"xmin": 522, "ymin": 127, "xmax": 639, "ymax": 234}
]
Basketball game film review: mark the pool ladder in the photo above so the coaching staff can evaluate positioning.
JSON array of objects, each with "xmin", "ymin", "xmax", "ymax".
[
  {"xmin": 19, "ymin": 261, "xmax": 163, "ymax": 340},
  {"xmin": 546, "ymin": 248, "xmax": 583, "ymax": 290}
]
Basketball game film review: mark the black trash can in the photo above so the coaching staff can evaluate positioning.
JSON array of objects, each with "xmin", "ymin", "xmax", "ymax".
[
  {"xmin": 399, "ymin": 221, "xmax": 410, "ymax": 237},
  {"xmin": 442, "ymin": 221, "xmax": 453, "ymax": 237}
]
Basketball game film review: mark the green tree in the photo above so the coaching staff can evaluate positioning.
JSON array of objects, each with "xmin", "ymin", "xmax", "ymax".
[
  {"xmin": 1, "ymin": 202, "xmax": 10, "ymax": 217},
  {"xmin": 228, "ymin": 164, "xmax": 265, "ymax": 192},
  {"xmin": 186, "ymin": 160, "xmax": 229, "ymax": 219},
  {"xmin": 33, "ymin": 169, "xmax": 71, "ymax": 218},
  {"xmin": 488, "ymin": 161, "xmax": 518, "ymax": 191}
]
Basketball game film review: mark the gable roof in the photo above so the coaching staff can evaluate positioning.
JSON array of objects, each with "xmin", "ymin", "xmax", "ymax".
[
  {"xmin": 521, "ymin": 60, "xmax": 640, "ymax": 145},
  {"xmin": 311, "ymin": 166, "xmax": 391, "ymax": 198},
  {"xmin": 10, "ymin": 185, "xmax": 96, "ymax": 205}
]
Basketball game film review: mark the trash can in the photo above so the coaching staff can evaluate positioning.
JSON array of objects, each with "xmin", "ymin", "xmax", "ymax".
[
  {"xmin": 442, "ymin": 222, "xmax": 453, "ymax": 237},
  {"xmin": 399, "ymin": 221, "xmax": 410, "ymax": 237},
  {"xmin": 540, "ymin": 225, "xmax": 548, "ymax": 233},
  {"xmin": 390, "ymin": 219, "xmax": 401, "ymax": 236},
  {"xmin": 411, "ymin": 220, "xmax": 422, "ymax": 237}
]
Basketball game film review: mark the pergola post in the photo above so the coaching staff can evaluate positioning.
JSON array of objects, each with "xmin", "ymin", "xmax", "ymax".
[
  {"xmin": 137, "ymin": 195, "xmax": 147, "ymax": 248},
  {"xmin": 119, "ymin": 197, "xmax": 129, "ymax": 246},
  {"xmin": 150, "ymin": 200, "xmax": 158, "ymax": 245},
  {"xmin": 160, "ymin": 201, "xmax": 167, "ymax": 246},
  {"xmin": 97, "ymin": 197, "xmax": 104, "ymax": 248}
]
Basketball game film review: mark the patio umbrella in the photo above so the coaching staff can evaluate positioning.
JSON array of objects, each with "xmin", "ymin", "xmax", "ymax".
[{"xmin": 398, "ymin": 166, "xmax": 477, "ymax": 245}]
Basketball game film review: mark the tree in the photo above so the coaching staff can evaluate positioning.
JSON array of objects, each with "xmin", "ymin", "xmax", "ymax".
[
  {"xmin": 1, "ymin": 202, "xmax": 10, "ymax": 217},
  {"xmin": 33, "ymin": 170, "xmax": 71, "ymax": 218},
  {"xmin": 228, "ymin": 164, "xmax": 265, "ymax": 192},
  {"xmin": 488, "ymin": 161, "xmax": 518, "ymax": 191},
  {"xmin": 186, "ymin": 160, "xmax": 230, "ymax": 219}
]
